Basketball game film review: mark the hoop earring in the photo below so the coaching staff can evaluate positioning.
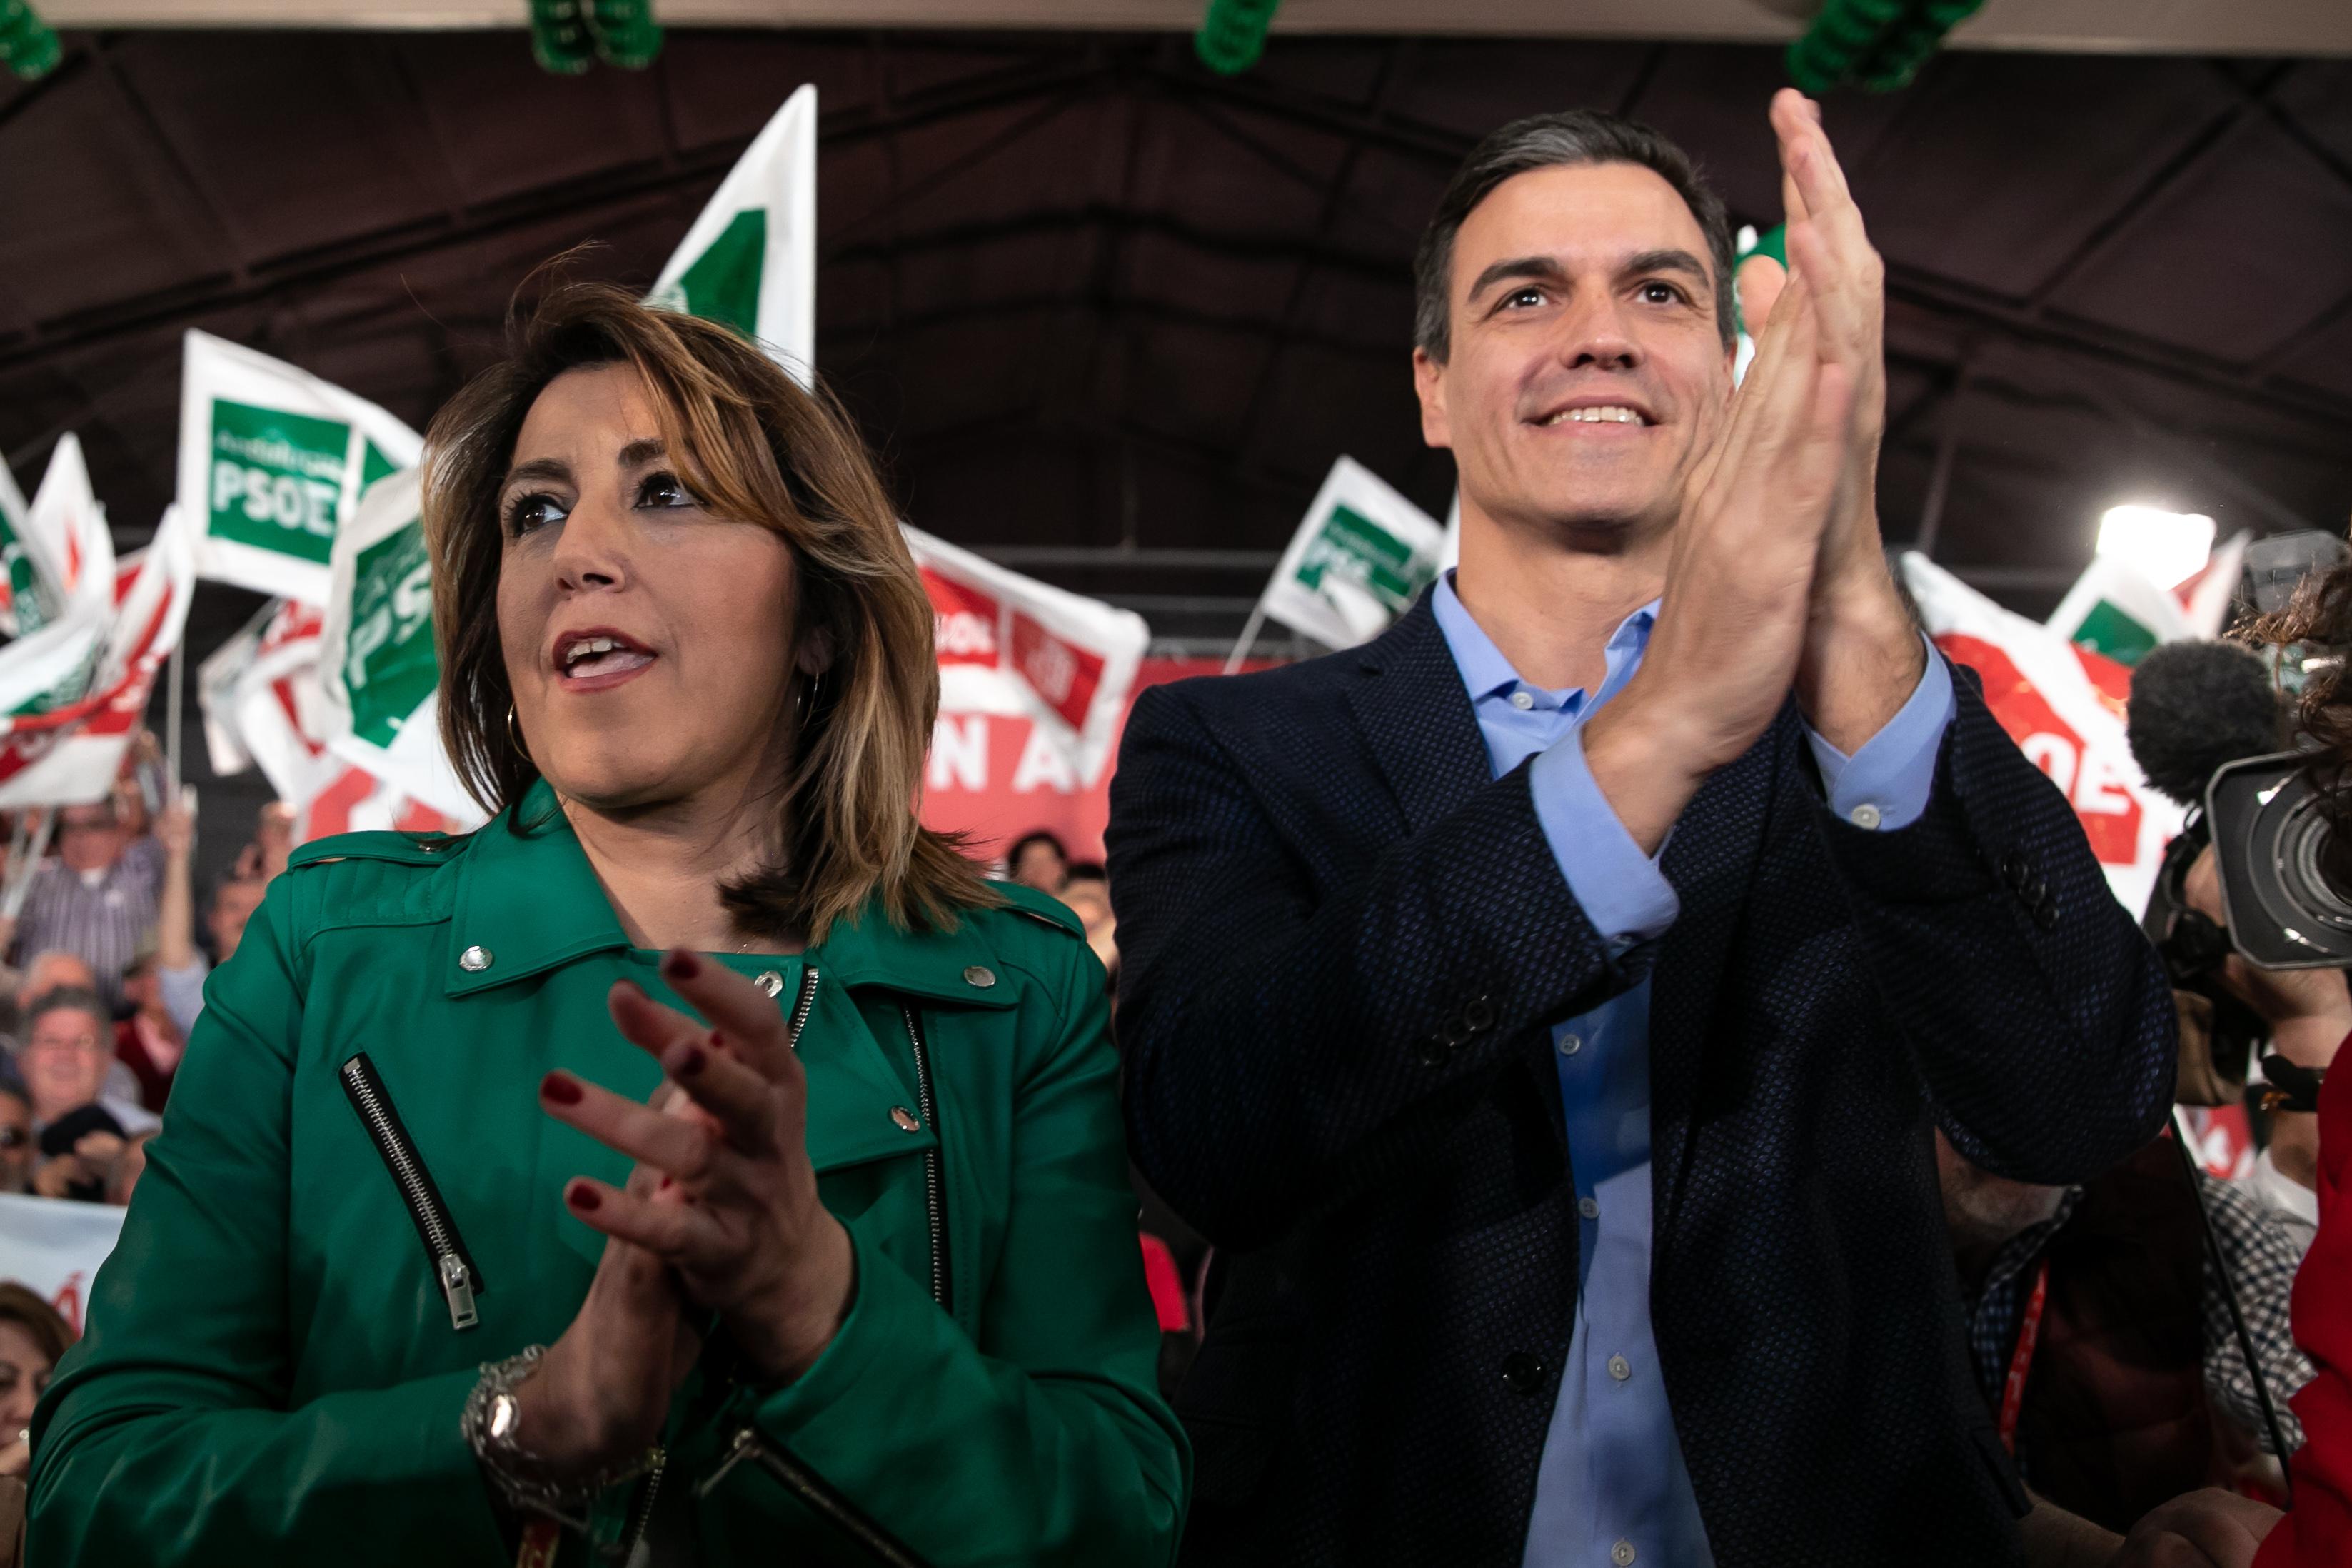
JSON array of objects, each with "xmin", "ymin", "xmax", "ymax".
[{"xmin": 506, "ymin": 702, "xmax": 530, "ymax": 760}]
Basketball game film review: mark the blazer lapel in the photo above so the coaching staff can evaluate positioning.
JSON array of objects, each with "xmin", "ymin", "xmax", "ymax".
[
  {"xmin": 1340, "ymin": 594, "xmax": 1495, "ymax": 835},
  {"xmin": 1647, "ymin": 704, "xmax": 1796, "ymax": 1249}
]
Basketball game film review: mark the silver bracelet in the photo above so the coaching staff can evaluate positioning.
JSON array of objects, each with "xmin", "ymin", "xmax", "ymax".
[{"xmin": 461, "ymin": 1345, "xmax": 659, "ymax": 1531}]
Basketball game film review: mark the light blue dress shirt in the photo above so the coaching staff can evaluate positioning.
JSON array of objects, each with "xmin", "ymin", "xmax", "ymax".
[{"xmin": 1427, "ymin": 573, "xmax": 1956, "ymax": 1568}]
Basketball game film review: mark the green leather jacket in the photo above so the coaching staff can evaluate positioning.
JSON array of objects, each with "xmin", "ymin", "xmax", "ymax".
[{"xmin": 28, "ymin": 785, "xmax": 1187, "ymax": 1566}]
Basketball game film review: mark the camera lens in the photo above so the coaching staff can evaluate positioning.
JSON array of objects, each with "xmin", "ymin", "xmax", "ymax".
[{"xmin": 2282, "ymin": 794, "xmax": 2352, "ymax": 933}]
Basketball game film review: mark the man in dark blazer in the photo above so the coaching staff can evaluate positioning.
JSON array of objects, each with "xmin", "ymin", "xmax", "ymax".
[{"xmin": 1106, "ymin": 91, "xmax": 2174, "ymax": 1568}]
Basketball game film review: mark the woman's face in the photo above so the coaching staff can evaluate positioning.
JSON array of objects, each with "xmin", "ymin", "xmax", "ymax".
[
  {"xmin": 0, "ymin": 1320, "xmax": 53, "ymax": 1431},
  {"xmin": 496, "ymin": 365, "xmax": 803, "ymax": 815}
]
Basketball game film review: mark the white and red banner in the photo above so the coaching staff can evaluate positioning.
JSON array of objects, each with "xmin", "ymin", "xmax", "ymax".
[
  {"xmin": 906, "ymin": 527, "xmax": 1149, "ymax": 794},
  {"xmin": 0, "ymin": 1190, "xmax": 123, "ymax": 1336},
  {"xmin": 1903, "ymin": 551, "xmax": 2183, "ymax": 918},
  {"xmin": 0, "ymin": 505, "xmax": 196, "ymax": 808}
]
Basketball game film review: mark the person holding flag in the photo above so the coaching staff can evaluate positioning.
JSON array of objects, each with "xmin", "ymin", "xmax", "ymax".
[
  {"xmin": 29, "ymin": 283, "xmax": 1185, "ymax": 1566},
  {"xmin": 1107, "ymin": 91, "xmax": 2175, "ymax": 1568}
]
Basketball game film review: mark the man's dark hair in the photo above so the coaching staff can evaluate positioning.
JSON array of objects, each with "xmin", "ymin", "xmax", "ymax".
[{"xmin": 1412, "ymin": 109, "xmax": 1738, "ymax": 361}]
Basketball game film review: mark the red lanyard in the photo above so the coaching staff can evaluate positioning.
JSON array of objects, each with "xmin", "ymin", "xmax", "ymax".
[{"xmin": 1999, "ymin": 1259, "xmax": 2051, "ymax": 1454}]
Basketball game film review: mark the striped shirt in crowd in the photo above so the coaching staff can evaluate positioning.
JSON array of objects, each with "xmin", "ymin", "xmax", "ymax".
[{"xmin": 13, "ymin": 835, "xmax": 164, "ymax": 1013}]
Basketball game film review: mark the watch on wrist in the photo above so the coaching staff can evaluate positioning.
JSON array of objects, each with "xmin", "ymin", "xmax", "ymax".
[{"xmin": 461, "ymin": 1345, "xmax": 659, "ymax": 1532}]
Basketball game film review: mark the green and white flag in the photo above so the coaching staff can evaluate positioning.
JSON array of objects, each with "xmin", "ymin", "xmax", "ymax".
[
  {"xmin": 2046, "ymin": 554, "xmax": 2194, "ymax": 668},
  {"xmin": 647, "ymin": 84, "xmax": 817, "ymax": 383},
  {"xmin": 0, "ymin": 453, "xmax": 30, "ymax": 638},
  {"xmin": 0, "ymin": 435, "xmax": 115, "ymax": 722},
  {"xmin": 177, "ymin": 330, "xmax": 423, "ymax": 605},
  {"xmin": 1252, "ymin": 456, "xmax": 1446, "ymax": 652},
  {"xmin": 314, "ymin": 467, "xmax": 482, "ymax": 826}
]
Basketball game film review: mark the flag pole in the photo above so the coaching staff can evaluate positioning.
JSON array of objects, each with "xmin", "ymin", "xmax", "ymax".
[
  {"xmin": 1222, "ymin": 603, "xmax": 1268, "ymax": 675},
  {"xmin": 164, "ymin": 641, "xmax": 184, "ymax": 786}
]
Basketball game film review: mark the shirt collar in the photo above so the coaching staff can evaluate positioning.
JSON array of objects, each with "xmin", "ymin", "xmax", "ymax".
[{"xmin": 1430, "ymin": 569, "xmax": 1658, "ymax": 705}]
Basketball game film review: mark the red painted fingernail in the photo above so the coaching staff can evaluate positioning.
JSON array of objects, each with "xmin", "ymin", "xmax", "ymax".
[
  {"xmin": 567, "ymin": 1182, "xmax": 600, "ymax": 1211},
  {"xmin": 540, "ymin": 1072, "xmax": 582, "ymax": 1105},
  {"xmin": 663, "ymin": 948, "xmax": 700, "ymax": 980},
  {"xmin": 658, "ymin": 1175, "xmax": 675, "ymax": 1192},
  {"xmin": 708, "ymin": 1030, "xmax": 725, "ymax": 1050},
  {"xmin": 673, "ymin": 1044, "xmax": 706, "ymax": 1077}
]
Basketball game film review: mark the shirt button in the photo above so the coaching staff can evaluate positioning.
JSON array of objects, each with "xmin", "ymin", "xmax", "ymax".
[
  {"xmin": 1607, "ymin": 1354, "xmax": 1632, "ymax": 1382},
  {"xmin": 1509, "ymin": 689, "xmax": 1534, "ymax": 710},
  {"xmin": 1849, "ymin": 803, "xmax": 1883, "ymax": 830},
  {"xmin": 1579, "ymin": 1196, "xmax": 1600, "ymax": 1220},
  {"xmin": 1558, "ymin": 1033, "xmax": 1582, "ymax": 1057},
  {"xmin": 1612, "ymin": 1542, "xmax": 1637, "ymax": 1567},
  {"xmin": 458, "ymin": 945, "xmax": 492, "ymax": 973},
  {"xmin": 753, "ymin": 970, "xmax": 784, "ymax": 998}
]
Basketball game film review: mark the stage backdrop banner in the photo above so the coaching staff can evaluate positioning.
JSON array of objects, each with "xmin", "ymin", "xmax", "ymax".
[
  {"xmin": 0, "ymin": 1191, "xmax": 123, "ymax": 1335},
  {"xmin": 0, "ymin": 434, "xmax": 116, "ymax": 723},
  {"xmin": 314, "ymin": 468, "xmax": 482, "ymax": 826},
  {"xmin": 1903, "ymin": 551, "xmax": 2183, "ymax": 917},
  {"xmin": 908, "ymin": 526, "xmax": 1149, "ymax": 792},
  {"xmin": 648, "ymin": 84, "xmax": 817, "ymax": 384},
  {"xmin": 922, "ymin": 655, "xmax": 1277, "ymax": 863},
  {"xmin": 1253, "ymin": 456, "xmax": 1445, "ymax": 651},
  {"xmin": 176, "ymin": 330, "xmax": 423, "ymax": 605}
]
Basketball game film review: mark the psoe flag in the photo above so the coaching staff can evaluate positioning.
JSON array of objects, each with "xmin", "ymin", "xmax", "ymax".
[
  {"xmin": 1255, "ymin": 456, "xmax": 1446, "ymax": 652},
  {"xmin": 177, "ymin": 330, "xmax": 424, "ymax": 605},
  {"xmin": 314, "ymin": 467, "xmax": 484, "ymax": 827},
  {"xmin": 0, "ymin": 504, "xmax": 197, "ymax": 808},
  {"xmin": 1904, "ymin": 551, "xmax": 2183, "ymax": 917},
  {"xmin": 647, "ymin": 84, "xmax": 817, "ymax": 383},
  {"xmin": 0, "ymin": 435, "xmax": 117, "ymax": 726},
  {"xmin": 905, "ymin": 526, "xmax": 1148, "ymax": 792}
]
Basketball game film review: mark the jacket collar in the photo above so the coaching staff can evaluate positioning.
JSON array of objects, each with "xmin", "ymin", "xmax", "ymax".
[
  {"xmin": 446, "ymin": 780, "xmax": 1013, "ymax": 1007},
  {"xmin": 1341, "ymin": 589, "xmax": 1496, "ymax": 834}
]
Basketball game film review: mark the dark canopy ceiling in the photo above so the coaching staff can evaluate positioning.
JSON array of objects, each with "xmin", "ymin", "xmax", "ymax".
[{"xmin": 3, "ymin": 26, "xmax": 2351, "ymax": 657}]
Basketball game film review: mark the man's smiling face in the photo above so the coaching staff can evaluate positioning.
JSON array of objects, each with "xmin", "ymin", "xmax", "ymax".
[{"xmin": 1414, "ymin": 160, "xmax": 1735, "ymax": 547}]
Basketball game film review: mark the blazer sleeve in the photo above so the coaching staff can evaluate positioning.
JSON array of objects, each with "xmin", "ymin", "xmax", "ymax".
[
  {"xmin": 702, "ymin": 930, "xmax": 1189, "ymax": 1567},
  {"xmin": 1816, "ymin": 658, "xmax": 2175, "ymax": 1184},
  {"xmin": 1107, "ymin": 679, "xmax": 1630, "ymax": 1250},
  {"xmin": 26, "ymin": 877, "xmax": 509, "ymax": 1566}
]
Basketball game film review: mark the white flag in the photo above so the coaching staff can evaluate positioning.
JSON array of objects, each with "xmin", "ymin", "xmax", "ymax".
[
  {"xmin": 2179, "ymin": 531, "xmax": 2251, "ymax": 640},
  {"xmin": 648, "ymin": 84, "xmax": 818, "ymax": 383},
  {"xmin": 0, "ymin": 436, "xmax": 116, "ymax": 724},
  {"xmin": 177, "ymin": 331, "xmax": 423, "ymax": 604},
  {"xmin": 1905, "ymin": 552, "xmax": 2182, "ymax": 916},
  {"xmin": 1255, "ymin": 456, "xmax": 1446, "ymax": 651},
  {"xmin": 0, "ymin": 504, "xmax": 197, "ymax": 807},
  {"xmin": 2046, "ymin": 553, "xmax": 2194, "ymax": 668},
  {"xmin": 315, "ymin": 468, "xmax": 483, "ymax": 827},
  {"xmin": 906, "ymin": 526, "xmax": 1147, "ymax": 791}
]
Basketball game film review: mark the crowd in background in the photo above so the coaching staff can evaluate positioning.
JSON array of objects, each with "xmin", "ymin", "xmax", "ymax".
[{"xmin": 0, "ymin": 733, "xmax": 283, "ymax": 1214}]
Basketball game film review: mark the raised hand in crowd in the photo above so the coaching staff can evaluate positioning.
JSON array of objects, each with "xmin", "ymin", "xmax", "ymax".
[{"xmin": 2106, "ymin": 1487, "xmax": 2281, "ymax": 1568}]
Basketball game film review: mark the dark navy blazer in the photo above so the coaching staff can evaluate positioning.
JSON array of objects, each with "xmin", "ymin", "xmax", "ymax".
[{"xmin": 1105, "ymin": 593, "xmax": 2176, "ymax": 1568}]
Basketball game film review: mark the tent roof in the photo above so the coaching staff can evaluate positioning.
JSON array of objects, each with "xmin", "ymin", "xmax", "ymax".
[{"xmin": 2, "ymin": 26, "xmax": 2350, "ymax": 653}]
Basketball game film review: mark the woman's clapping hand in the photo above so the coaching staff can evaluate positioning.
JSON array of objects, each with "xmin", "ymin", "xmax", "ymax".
[{"xmin": 541, "ymin": 948, "xmax": 855, "ymax": 1384}]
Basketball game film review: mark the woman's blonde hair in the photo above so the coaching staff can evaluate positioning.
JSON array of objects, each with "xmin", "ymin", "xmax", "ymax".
[{"xmin": 421, "ymin": 278, "xmax": 996, "ymax": 941}]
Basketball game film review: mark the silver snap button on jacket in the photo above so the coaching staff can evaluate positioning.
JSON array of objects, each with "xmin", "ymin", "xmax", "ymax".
[
  {"xmin": 458, "ymin": 945, "xmax": 492, "ymax": 973},
  {"xmin": 963, "ymin": 965, "xmax": 996, "ymax": 989}
]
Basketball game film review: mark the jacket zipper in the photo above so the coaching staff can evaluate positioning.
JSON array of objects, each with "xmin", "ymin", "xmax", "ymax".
[
  {"xmin": 339, "ymin": 1052, "xmax": 483, "ymax": 1331},
  {"xmin": 685, "ymin": 982, "xmax": 948, "ymax": 1567},
  {"xmin": 900, "ymin": 1005, "xmax": 950, "ymax": 1312},
  {"xmin": 696, "ymin": 1427, "xmax": 932, "ymax": 1568}
]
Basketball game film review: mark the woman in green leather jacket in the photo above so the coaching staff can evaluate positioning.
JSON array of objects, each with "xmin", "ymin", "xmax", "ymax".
[{"xmin": 27, "ymin": 282, "xmax": 1187, "ymax": 1567}]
